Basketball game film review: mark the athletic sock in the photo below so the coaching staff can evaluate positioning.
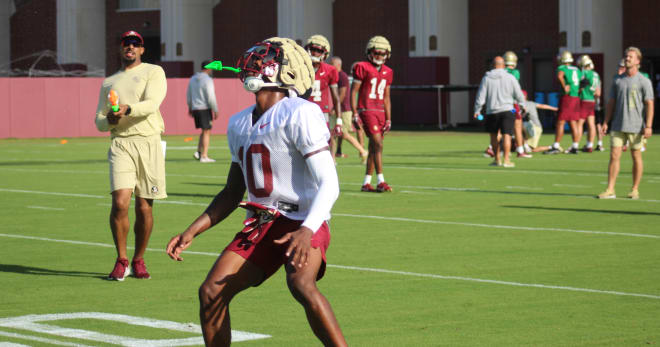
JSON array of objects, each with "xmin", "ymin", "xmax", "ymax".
[
  {"xmin": 572, "ymin": 142, "xmax": 579, "ymax": 149},
  {"xmin": 488, "ymin": 145, "xmax": 493, "ymax": 150},
  {"xmin": 553, "ymin": 142, "xmax": 560, "ymax": 149},
  {"xmin": 524, "ymin": 144, "xmax": 532, "ymax": 153},
  {"xmin": 363, "ymin": 175, "xmax": 372, "ymax": 186},
  {"xmin": 377, "ymin": 173, "xmax": 385, "ymax": 184},
  {"xmin": 586, "ymin": 141, "xmax": 593, "ymax": 148},
  {"xmin": 516, "ymin": 146, "xmax": 524, "ymax": 154}
]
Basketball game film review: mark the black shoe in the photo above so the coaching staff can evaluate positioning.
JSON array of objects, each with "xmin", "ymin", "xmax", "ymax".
[{"xmin": 567, "ymin": 147, "xmax": 579, "ymax": 154}]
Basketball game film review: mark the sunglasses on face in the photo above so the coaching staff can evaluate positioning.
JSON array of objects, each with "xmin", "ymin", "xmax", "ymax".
[{"xmin": 121, "ymin": 38, "xmax": 143, "ymax": 47}]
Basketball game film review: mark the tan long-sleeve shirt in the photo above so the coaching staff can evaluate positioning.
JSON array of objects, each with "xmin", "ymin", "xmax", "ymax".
[{"xmin": 95, "ymin": 63, "xmax": 167, "ymax": 138}]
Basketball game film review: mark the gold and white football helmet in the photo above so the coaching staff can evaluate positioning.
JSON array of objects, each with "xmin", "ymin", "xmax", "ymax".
[
  {"xmin": 305, "ymin": 34, "xmax": 331, "ymax": 63},
  {"xmin": 237, "ymin": 37, "xmax": 314, "ymax": 98},
  {"xmin": 503, "ymin": 51, "xmax": 518, "ymax": 68},
  {"xmin": 366, "ymin": 35, "xmax": 391, "ymax": 65}
]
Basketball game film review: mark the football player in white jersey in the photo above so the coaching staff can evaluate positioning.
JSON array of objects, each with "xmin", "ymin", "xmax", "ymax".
[{"xmin": 166, "ymin": 37, "xmax": 347, "ymax": 346}]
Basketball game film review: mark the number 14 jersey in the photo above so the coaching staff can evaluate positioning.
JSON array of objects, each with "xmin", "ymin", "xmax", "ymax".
[
  {"xmin": 353, "ymin": 61, "xmax": 394, "ymax": 111},
  {"xmin": 227, "ymin": 97, "xmax": 332, "ymax": 221}
]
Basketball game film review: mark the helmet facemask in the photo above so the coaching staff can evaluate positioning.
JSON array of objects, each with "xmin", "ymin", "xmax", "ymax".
[
  {"xmin": 237, "ymin": 42, "xmax": 284, "ymax": 93},
  {"xmin": 305, "ymin": 44, "xmax": 327, "ymax": 63},
  {"xmin": 368, "ymin": 48, "xmax": 389, "ymax": 66}
]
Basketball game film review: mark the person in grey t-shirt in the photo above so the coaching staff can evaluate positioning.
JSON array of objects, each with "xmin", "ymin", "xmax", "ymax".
[{"xmin": 599, "ymin": 47, "xmax": 654, "ymax": 199}]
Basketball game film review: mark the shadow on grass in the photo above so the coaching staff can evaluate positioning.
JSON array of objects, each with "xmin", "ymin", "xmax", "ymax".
[
  {"xmin": 167, "ymin": 192, "xmax": 219, "ymax": 199},
  {"xmin": 181, "ymin": 182, "xmax": 226, "ymax": 187},
  {"xmin": 0, "ymin": 159, "xmax": 107, "ymax": 166},
  {"xmin": 0, "ymin": 264, "xmax": 106, "ymax": 279},
  {"xmin": 502, "ymin": 205, "xmax": 660, "ymax": 216}
]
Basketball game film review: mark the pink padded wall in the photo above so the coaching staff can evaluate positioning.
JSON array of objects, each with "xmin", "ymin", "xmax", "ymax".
[
  {"xmin": 0, "ymin": 79, "xmax": 9, "ymax": 138},
  {"xmin": 0, "ymin": 77, "xmax": 254, "ymax": 138}
]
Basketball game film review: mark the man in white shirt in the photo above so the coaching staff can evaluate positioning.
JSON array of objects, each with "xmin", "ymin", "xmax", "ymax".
[
  {"xmin": 187, "ymin": 60, "xmax": 219, "ymax": 163},
  {"xmin": 167, "ymin": 37, "xmax": 347, "ymax": 346}
]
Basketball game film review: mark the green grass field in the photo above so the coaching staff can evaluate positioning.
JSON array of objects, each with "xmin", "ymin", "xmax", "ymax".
[{"xmin": 1, "ymin": 131, "xmax": 659, "ymax": 346}]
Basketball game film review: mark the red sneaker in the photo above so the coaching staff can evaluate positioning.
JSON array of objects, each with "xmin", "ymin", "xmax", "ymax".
[
  {"xmin": 131, "ymin": 258, "xmax": 151, "ymax": 279},
  {"xmin": 108, "ymin": 258, "xmax": 130, "ymax": 281},
  {"xmin": 483, "ymin": 147, "xmax": 495, "ymax": 158},
  {"xmin": 376, "ymin": 182, "xmax": 392, "ymax": 192},
  {"xmin": 361, "ymin": 183, "xmax": 375, "ymax": 192}
]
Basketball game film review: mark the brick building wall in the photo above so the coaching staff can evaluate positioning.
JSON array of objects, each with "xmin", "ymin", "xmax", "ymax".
[
  {"xmin": 211, "ymin": 0, "xmax": 277, "ymax": 79},
  {"xmin": 333, "ymin": 0, "xmax": 413, "ymax": 124},
  {"xmin": 622, "ymin": 0, "xmax": 660, "ymax": 57},
  {"xmin": 10, "ymin": 0, "xmax": 57, "ymax": 71},
  {"xmin": 105, "ymin": 0, "xmax": 160, "ymax": 75},
  {"xmin": 468, "ymin": 0, "xmax": 559, "ymax": 91}
]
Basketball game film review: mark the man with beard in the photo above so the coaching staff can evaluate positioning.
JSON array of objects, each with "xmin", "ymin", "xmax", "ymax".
[{"xmin": 95, "ymin": 30, "xmax": 168, "ymax": 280}]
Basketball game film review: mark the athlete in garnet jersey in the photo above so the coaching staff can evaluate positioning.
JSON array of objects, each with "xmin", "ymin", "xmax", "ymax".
[
  {"xmin": 353, "ymin": 61, "xmax": 393, "ymax": 112},
  {"xmin": 351, "ymin": 35, "xmax": 394, "ymax": 193},
  {"xmin": 309, "ymin": 62, "xmax": 339, "ymax": 114},
  {"xmin": 305, "ymin": 34, "xmax": 342, "ymax": 161}
]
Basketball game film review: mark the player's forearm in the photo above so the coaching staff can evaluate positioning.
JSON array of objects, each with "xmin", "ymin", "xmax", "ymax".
[
  {"xmin": 302, "ymin": 150, "xmax": 339, "ymax": 232},
  {"xmin": 95, "ymin": 113, "xmax": 111, "ymax": 132},
  {"xmin": 200, "ymin": 187, "xmax": 244, "ymax": 230},
  {"xmin": 645, "ymin": 100, "xmax": 654, "ymax": 128},
  {"xmin": 350, "ymin": 82, "xmax": 360, "ymax": 113},
  {"xmin": 332, "ymin": 91, "xmax": 342, "ymax": 115},
  {"xmin": 384, "ymin": 99, "xmax": 392, "ymax": 121},
  {"xmin": 603, "ymin": 99, "xmax": 615, "ymax": 124}
]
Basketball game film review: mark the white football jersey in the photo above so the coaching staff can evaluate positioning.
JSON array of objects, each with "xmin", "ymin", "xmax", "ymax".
[{"xmin": 228, "ymin": 97, "xmax": 332, "ymax": 221}]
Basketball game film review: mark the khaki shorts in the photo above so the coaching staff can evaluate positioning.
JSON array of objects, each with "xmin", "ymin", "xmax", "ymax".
[
  {"xmin": 329, "ymin": 111, "xmax": 355, "ymax": 133},
  {"xmin": 524, "ymin": 124, "xmax": 543, "ymax": 148},
  {"xmin": 611, "ymin": 131, "xmax": 644, "ymax": 150},
  {"xmin": 108, "ymin": 135, "xmax": 167, "ymax": 199}
]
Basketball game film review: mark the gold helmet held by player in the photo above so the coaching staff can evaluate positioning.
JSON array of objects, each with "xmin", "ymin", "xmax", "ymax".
[
  {"xmin": 577, "ymin": 55, "xmax": 593, "ymax": 69},
  {"xmin": 559, "ymin": 50, "xmax": 574, "ymax": 64},
  {"xmin": 503, "ymin": 51, "xmax": 518, "ymax": 68}
]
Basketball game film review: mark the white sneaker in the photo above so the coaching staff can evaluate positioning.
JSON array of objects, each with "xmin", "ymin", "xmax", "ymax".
[
  {"xmin": 193, "ymin": 151, "xmax": 200, "ymax": 160},
  {"xmin": 200, "ymin": 157, "xmax": 216, "ymax": 163}
]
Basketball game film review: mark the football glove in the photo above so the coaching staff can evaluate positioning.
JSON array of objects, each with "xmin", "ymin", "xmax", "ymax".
[
  {"xmin": 383, "ymin": 120, "xmax": 392, "ymax": 133},
  {"xmin": 238, "ymin": 201, "xmax": 281, "ymax": 243},
  {"xmin": 333, "ymin": 118, "xmax": 343, "ymax": 136},
  {"xmin": 352, "ymin": 115, "xmax": 363, "ymax": 128}
]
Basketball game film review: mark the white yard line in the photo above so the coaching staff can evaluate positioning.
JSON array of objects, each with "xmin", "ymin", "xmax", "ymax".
[
  {"xmin": 27, "ymin": 206, "xmax": 65, "ymax": 211},
  {"xmin": 0, "ymin": 330, "xmax": 94, "ymax": 347},
  {"xmin": 505, "ymin": 186, "xmax": 544, "ymax": 190},
  {"xmin": 1, "ymin": 233, "xmax": 658, "ymax": 301},
  {"xmin": 553, "ymin": 183, "xmax": 592, "ymax": 188},
  {"xmin": 2, "ymin": 188, "xmax": 659, "ymax": 239},
  {"xmin": 3, "ymin": 165, "xmax": 658, "ymax": 180}
]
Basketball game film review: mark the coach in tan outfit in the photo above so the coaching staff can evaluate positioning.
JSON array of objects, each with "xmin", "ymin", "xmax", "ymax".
[{"xmin": 95, "ymin": 30, "xmax": 167, "ymax": 281}]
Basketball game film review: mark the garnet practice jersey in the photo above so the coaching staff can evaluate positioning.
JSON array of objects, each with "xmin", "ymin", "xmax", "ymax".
[
  {"xmin": 308, "ymin": 62, "xmax": 339, "ymax": 113},
  {"xmin": 227, "ymin": 97, "xmax": 331, "ymax": 221},
  {"xmin": 353, "ymin": 61, "xmax": 394, "ymax": 111}
]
